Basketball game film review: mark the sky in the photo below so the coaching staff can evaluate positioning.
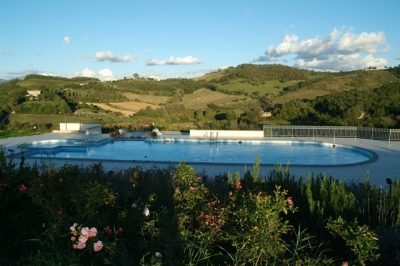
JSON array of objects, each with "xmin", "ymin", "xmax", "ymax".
[{"xmin": 1, "ymin": 0, "xmax": 399, "ymax": 81}]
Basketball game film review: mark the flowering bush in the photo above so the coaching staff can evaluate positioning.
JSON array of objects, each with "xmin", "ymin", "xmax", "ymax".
[{"xmin": 0, "ymin": 146, "xmax": 394, "ymax": 265}]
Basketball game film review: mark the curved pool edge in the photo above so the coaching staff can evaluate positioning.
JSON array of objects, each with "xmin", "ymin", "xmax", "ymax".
[
  {"xmin": 19, "ymin": 150, "xmax": 379, "ymax": 169},
  {"xmin": 2, "ymin": 133, "xmax": 399, "ymax": 187},
  {"xmin": 14, "ymin": 138, "xmax": 378, "ymax": 167}
]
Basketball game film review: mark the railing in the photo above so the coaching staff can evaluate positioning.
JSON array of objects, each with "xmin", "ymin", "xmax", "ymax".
[
  {"xmin": 263, "ymin": 125, "xmax": 400, "ymax": 141},
  {"xmin": 41, "ymin": 149, "xmax": 56, "ymax": 158}
]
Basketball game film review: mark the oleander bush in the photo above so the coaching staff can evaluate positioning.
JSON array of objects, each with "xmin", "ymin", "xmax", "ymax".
[{"xmin": 0, "ymin": 146, "xmax": 398, "ymax": 265}]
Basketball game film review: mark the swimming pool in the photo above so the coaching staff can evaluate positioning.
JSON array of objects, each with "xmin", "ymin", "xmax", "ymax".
[{"xmin": 21, "ymin": 138, "xmax": 375, "ymax": 166}]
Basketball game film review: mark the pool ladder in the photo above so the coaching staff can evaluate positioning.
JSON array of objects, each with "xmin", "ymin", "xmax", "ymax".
[
  {"xmin": 41, "ymin": 149, "xmax": 56, "ymax": 158},
  {"xmin": 82, "ymin": 137, "xmax": 95, "ymax": 147},
  {"xmin": 209, "ymin": 132, "xmax": 218, "ymax": 146}
]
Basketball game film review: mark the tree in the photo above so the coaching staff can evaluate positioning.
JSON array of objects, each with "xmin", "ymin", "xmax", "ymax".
[{"xmin": 133, "ymin": 73, "xmax": 140, "ymax": 79}]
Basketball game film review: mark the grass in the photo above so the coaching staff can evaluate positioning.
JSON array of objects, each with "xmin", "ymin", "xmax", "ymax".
[
  {"xmin": 0, "ymin": 130, "xmax": 48, "ymax": 139},
  {"xmin": 182, "ymin": 88, "xmax": 244, "ymax": 109},
  {"xmin": 121, "ymin": 92, "xmax": 170, "ymax": 105},
  {"xmin": 217, "ymin": 80, "xmax": 297, "ymax": 95},
  {"xmin": 8, "ymin": 114, "xmax": 69, "ymax": 126},
  {"xmin": 17, "ymin": 78, "xmax": 82, "ymax": 88}
]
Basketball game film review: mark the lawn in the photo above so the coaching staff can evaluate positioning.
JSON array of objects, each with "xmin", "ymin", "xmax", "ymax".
[
  {"xmin": 182, "ymin": 88, "xmax": 244, "ymax": 109},
  {"xmin": 217, "ymin": 80, "xmax": 298, "ymax": 95}
]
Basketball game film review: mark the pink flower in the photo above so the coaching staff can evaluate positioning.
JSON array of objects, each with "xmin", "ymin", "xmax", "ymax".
[
  {"xmin": 190, "ymin": 186, "xmax": 196, "ymax": 191},
  {"xmin": 73, "ymin": 242, "xmax": 86, "ymax": 249},
  {"xmin": 104, "ymin": 226, "xmax": 112, "ymax": 235},
  {"xmin": 143, "ymin": 207, "xmax": 150, "ymax": 216},
  {"xmin": 236, "ymin": 181, "xmax": 242, "ymax": 189},
  {"xmin": 81, "ymin": 227, "xmax": 89, "ymax": 236},
  {"xmin": 47, "ymin": 172, "xmax": 55, "ymax": 178},
  {"xmin": 118, "ymin": 169, "xmax": 124, "ymax": 175},
  {"xmin": 71, "ymin": 236, "xmax": 76, "ymax": 241},
  {"xmin": 78, "ymin": 235, "xmax": 88, "ymax": 243},
  {"xmin": 0, "ymin": 183, "xmax": 7, "ymax": 188},
  {"xmin": 88, "ymin": 227, "xmax": 97, "ymax": 237},
  {"xmin": 93, "ymin": 240, "xmax": 103, "ymax": 252},
  {"xmin": 197, "ymin": 176, "xmax": 202, "ymax": 182},
  {"xmin": 81, "ymin": 227, "xmax": 97, "ymax": 237},
  {"xmin": 116, "ymin": 227, "xmax": 123, "ymax": 234},
  {"xmin": 19, "ymin": 184, "xmax": 27, "ymax": 191},
  {"xmin": 287, "ymin": 197, "xmax": 293, "ymax": 205},
  {"xmin": 55, "ymin": 210, "xmax": 62, "ymax": 215},
  {"xmin": 141, "ymin": 171, "xmax": 146, "ymax": 179}
]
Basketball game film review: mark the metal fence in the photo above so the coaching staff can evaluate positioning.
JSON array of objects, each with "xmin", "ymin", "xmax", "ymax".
[{"xmin": 263, "ymin": 125, "xmax": 400, "ymax": 141}]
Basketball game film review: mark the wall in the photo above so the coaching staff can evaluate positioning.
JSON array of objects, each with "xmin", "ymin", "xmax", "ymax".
[
  {"xmin": 59, "ymin": 123, "xmax": 102, "ymax": 134},
  {"xmin": 190, "ymin": 130, "xmax": 264, "ymax": 138}
]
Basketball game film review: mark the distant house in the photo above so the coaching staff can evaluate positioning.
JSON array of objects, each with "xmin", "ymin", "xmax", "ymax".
[
  {"xmin": 26, "ymin": 90, "xmax": 41, "ymax": 99},
  {"xmin": 137, "ymin": 121, "xmax": 150, "ymax": 127},
  {"xmin": 262, "ymin": 112, "xmax": 272, "ymax": 117}
]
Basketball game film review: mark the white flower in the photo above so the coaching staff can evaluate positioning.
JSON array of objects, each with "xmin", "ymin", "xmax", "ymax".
[
  {"xmin": 132, "ymin": 203, "xmax": 137, "ymax": 208},
  {"xmin": 155, "ymin": 252, "xmax": 162, "ymax": 258},
  {"xmin": 70, "ymin": 222, "xmax": 78, "ymax": 232},
  {"xmin": 143, "ymin": 207, "xmax": 150, "ymax": 216}
]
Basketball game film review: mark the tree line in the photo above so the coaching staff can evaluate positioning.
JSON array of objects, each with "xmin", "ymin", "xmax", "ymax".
[{"xmin": 273, "ymin": 82, "xmax": 400, "ymax": 128}]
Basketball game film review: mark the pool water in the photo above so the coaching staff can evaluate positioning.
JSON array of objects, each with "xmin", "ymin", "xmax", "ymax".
[{"xmin": 22, "ymin": 138, "xmax": 374, "ymax": 165}]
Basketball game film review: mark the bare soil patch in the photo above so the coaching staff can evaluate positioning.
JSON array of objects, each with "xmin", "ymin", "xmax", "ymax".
[{"xmin": 87, "ymin": 102, "xmax": 159, "ymax": 116}]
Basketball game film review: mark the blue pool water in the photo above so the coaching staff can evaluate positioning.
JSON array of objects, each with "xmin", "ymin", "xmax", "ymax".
[{"xmin": 22, "ymin": 138, "xmax": 374, "ymax": 165}]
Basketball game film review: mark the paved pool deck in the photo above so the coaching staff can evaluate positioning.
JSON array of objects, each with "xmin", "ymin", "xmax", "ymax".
[{"xmin": 1, "ymin": 131, "xmax": 399, "ymax": 188}]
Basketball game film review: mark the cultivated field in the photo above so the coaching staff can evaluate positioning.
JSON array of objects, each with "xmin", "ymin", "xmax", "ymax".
[
  {"xmin": 182, "ymin": 88, "xmax": 243, "ymax": 109},
  {"xmin": 121, "ymin": 92, "xmax": 170, "ymax": 105},
  {"xmin": 87, "ymin": 102, "xmax": 159, "ymax": 116}
]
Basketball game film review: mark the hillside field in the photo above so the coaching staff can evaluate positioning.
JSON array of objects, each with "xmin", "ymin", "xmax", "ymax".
[{"xmin": 87, "ymin": 102, "xmax": 160, "ymax": 116}]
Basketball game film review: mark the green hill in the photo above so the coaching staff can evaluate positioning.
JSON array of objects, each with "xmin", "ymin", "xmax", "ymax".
[{"xmin": 1, "ymin": 64, "xmax": 400, "ymax": 131}]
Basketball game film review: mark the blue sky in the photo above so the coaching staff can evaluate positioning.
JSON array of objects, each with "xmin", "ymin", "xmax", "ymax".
[{"xmin": 1, "ymin": 0, "xmax": 399, "ymax": 81}]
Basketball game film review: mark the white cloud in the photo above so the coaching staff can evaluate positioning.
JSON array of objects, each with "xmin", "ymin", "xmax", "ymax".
[
  {"xmin": 94, "ymin": 51, "xmax": 137, "ymax": 63},
  {"xmin": 255, "ymin": 28, "xmax": 391, "ymax": 71},
  {"xmin": 75, "ymin": 68, "xmax": 96, "ymax": 78},
  {"xmin": 75, "ymin": 68, "xmax": 116, "ymax": 81},
  {"xmin": 336, "ymin": 31, "xmax": 386, "ymax": 54},
  {"xmin": 2, "ymin": 49, "xmax": 13, "ymax": 55},
  {"xmin": 40, "ymin": 72, "xmax": 54, "ymax": 76},
  {"xmin": 295, "ymin": 54, "xmax": 388, "ymax": 71},
  {"xmin": 99, "ymin": 68, "xmax": 116, "ymax": 81},
  {"xmin": 63, "ymin": 36, "xmax": 71, "ymax": 45},
  {"xmin": 146, "ymin": 56, "xmax": 202, "ymax": 66}
]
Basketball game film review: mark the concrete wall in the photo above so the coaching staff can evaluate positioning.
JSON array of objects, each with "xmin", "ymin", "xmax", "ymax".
[
  {"xmin": 190, "ymin": 130, "xmax": 264, "ymax": 138},
  {"xmin": 59, "ymin": 123, "xmax": 102, "ymax": 134}
]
